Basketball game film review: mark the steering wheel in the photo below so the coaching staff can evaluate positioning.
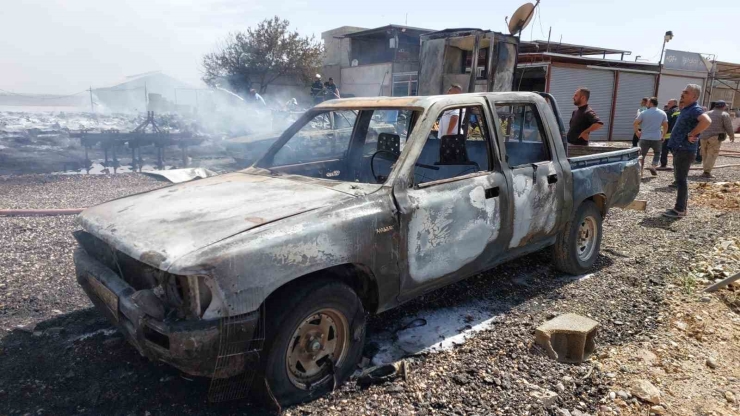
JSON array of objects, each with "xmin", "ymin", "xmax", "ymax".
[{"xmin": 370, "ymin": 150, "xmax": 440, "ymax": 183}]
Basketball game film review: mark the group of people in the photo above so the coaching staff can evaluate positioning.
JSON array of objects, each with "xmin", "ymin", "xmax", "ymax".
[
  {"xmin": 566, "ymin": 84, "xmax": 736, "ymax": 219},
  {"xmin": 310, "ymin": 74, "xmax": 340, "ymax": 105}
]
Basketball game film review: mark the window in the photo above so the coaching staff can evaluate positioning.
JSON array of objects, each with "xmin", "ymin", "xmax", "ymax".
[
  {"xmin": 272, "ymin": 111, "xmax": 356, "ymax": 166},
  {"xmin": 262, "ymin": 108, "xmax": 420, "ymax": 185},
  {"xmin": 463, "ymin": 48, "xmax": 488, "ymax": 79},
  {"xmin": 363, "ymin": 109, "xmax": 415, "ymax": 156},
  {"xmin": 495, "ymin": 103, "xmax": 550, "ymax": 167},
  {"xmin": 392, "ymin": 73, "xmax": 418, "ymax": 97},
  {"xmin": 413, "ymin": 106, "xmax": 491, "ymax": 185}
]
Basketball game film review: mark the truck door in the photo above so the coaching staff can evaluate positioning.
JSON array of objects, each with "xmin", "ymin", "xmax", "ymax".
[
  {"xmin": 491, "ymin": 99, "xmax": 566, "ymax": 249},
  {"xmin": 393, "ymin": 100, "xmax": 511, "ymax": 299}
]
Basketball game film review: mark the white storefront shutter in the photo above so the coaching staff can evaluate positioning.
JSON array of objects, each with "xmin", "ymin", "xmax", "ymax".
[
  {"xmin": 657, "ymin": 75, "xmax": 705, "ymax": 105},
  {"xmin": 549, "ymin": 66, "xmax": 615, "ymax": 141},
  {"xmin": 612, "ymin": 72, "xmax": 657, "ymax": 141}
]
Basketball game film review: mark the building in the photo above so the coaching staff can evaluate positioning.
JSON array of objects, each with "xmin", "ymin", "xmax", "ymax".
[
  {"xmin": 322, "ymin": 25, "xmax": 434, "ymax": 97},
  {"xmin": 706, "ymin": 61, "xmax": 740, "ymax": 110},
  {"xmin": 657, "ymin": 49, "xmax": 711, "ymax": 106},
  {"xmin": 418, "ymin": 28, "xmax": 519, "ymax": 96},
  {"xmin": 518, "ymin": 41, "xmax": 661, "ymax": 141}
]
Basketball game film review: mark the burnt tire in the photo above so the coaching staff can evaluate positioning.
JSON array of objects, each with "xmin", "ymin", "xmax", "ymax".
[
  {"xmin": 256, "ymin": 280, "xmax": 365, "ymax": 407},
  {"xmin": 552, "ymin": 200, "xmax": 603, "ymax": 275}
]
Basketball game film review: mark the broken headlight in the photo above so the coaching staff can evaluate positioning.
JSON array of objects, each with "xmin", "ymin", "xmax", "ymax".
[{"xmin": 163, "ymin": 274, "xmax": 214, "ymax": 319}]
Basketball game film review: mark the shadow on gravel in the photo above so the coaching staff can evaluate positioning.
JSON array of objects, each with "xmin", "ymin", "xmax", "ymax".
[
  {"xmin": 652, "ymin": 185, "xmax": 677, "ymax": 194},
  {"xmin": 0, "ymin": 308, "xmax": 272, "ymax": 416},
  {"xmin": 688, "ymin": 175, "xmax": 712, "ymax": 183},
  {"xmin": 638, "ymin": 216, "xmax": 682, "ymax": 230}
]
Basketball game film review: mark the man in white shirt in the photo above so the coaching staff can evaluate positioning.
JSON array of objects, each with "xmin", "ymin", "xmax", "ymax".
[{"xmin": 437, "ymin": 84, "xmax": 464, "ymax": 137}]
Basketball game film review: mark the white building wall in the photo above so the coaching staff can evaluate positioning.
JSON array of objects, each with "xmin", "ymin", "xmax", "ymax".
[{"xmin": 340, "ymin": 63, "xmax": 393, "ymax": 97}]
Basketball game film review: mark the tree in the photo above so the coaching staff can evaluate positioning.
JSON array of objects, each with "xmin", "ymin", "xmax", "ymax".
[{"xmin": 202, "ymin": 16, "xmax": 323, "ymax": 94}]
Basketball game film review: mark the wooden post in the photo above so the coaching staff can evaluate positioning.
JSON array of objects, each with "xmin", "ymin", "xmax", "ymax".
[
  {"xmin": 468, "ymin": 34, "xmax": 481, "ymax": 93},
  {"xmin": 607, "ymin": 71, "xmax": 620, "ymax": 141}
]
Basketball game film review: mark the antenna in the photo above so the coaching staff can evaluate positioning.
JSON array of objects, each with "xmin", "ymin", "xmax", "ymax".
[{"xmin": 508, "ymin": 1, "xmax": 539, "ymax": 36}]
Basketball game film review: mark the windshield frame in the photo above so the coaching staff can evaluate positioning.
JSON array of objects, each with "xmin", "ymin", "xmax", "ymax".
[{"xmin": 252, "ymin": 106, "xmax": 423, "ymax": 185}]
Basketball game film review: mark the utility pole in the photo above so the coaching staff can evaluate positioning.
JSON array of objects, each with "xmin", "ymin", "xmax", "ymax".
[{"xmin": 89, "ymin": 87, "xmax": 94, "ymax": 113}]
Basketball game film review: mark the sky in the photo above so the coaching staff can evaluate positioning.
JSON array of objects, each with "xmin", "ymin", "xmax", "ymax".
[{"xmin": 2, "ymin": 0, "xmax": 738, "ymax": 95}]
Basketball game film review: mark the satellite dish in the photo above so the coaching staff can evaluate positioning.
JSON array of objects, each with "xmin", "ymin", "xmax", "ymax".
[{"xmin": 508, "ymin": 2, "xmax": 536, "ymax": 35}]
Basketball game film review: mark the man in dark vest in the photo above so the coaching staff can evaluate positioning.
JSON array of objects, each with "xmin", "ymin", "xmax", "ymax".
[{"xmin": 311, "ymin": 74, "xmax": 324, "ymax": 106}]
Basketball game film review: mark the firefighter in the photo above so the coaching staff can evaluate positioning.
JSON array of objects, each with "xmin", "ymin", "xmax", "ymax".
[{"xmin": 311, "ymin": 74, "xmax": 324, "ymax": 105}]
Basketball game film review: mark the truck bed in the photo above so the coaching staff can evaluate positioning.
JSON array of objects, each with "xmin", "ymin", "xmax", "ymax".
[{"xmin": 567, "ymin": 146, "xmax": 641, "ymax": 211}]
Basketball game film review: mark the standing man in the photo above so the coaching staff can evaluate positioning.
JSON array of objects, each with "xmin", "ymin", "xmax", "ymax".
[
  {"xmin": 663, "ymin": 84, "xmax": 712, "ymax": 218},
  {"xmin": 325, "ymin": 78, "xmax": 340, "ymax": 100},
  {"xmin": 698, "ymin": 100, "xmax": 735, "ymax": 177},
  {"xmin": 566, "ymin": 88, "xmax": 604, "ymax": 146},
  {"xmin": 311, "ymin": 74, "xmax": 324, "ymax": 105},
  {"xmin": 633, "ymin": 97, "xmax": 649, "ymax": 147},
  {"xmin": 658, "ymin": 98, "xmax": 680, "ymax": 170},
  {"xmin": 438, "ymin": 84, "xmax": 464, "ymax": 136},
  {"xmin": 633, "ymin": 97, "xmax": 668, "ymax": 176}
]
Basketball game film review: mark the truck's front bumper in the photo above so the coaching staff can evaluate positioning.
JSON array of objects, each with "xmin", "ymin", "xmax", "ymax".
[{"xmin": 74, "ymin": 248, "xmax": 259, "ymax": 378}]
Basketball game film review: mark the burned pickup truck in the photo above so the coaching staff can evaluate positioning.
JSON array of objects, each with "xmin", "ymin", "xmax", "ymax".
[{"xmin": 73, "ymin": 92, "xmax": 640, "ymax": 406}]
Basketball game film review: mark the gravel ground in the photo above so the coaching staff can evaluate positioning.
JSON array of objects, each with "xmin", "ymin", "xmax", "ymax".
[{"xmin": 1, "ymin": 153, "xmax": 739, "ymax": 416}]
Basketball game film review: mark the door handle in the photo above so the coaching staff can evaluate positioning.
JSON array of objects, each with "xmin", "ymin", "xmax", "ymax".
[
  {"xmin": 485, "ymin": 187, "xmax": 499, "ymax": 199},
  {"xmin": 547, "ymin": 174, "xmax": 558, "ymax": 184}
]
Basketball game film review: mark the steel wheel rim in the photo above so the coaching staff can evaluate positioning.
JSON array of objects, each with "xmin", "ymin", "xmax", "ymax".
[
  {"xmin": 577, "ymin": 216, "xmax": 598, "ymax": 262},
  {"xmin": 286, "ymin": 308, "xmax": 349, "ymax": 390}
]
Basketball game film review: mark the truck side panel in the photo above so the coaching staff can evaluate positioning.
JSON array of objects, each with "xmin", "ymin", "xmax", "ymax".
[{"xmin": 570, "ymin": 157, "xmax": 640, "ymax": 213}]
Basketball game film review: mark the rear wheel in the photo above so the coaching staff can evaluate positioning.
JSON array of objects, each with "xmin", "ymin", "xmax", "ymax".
[
  {"xmin": 258, "ymin": 280, "xmax": 365, "ymax": 406},
  {"xmin": 552, "ymin": 200, "xmax": 603, "ymax": 275}
]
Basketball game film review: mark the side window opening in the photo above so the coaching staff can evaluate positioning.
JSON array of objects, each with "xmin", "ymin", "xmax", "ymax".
[
  {"xmin": 414, "ymin": 105, "xmax": 492, "ymax": 186},
  {"xmin": 495, "ymin": 103, "xmax": 551, "ymax": 167}
]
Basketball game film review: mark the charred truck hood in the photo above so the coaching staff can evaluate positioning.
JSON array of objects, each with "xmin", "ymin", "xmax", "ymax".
[{"xmin": 79, "ymin": 172, "xmax": 356, "ymax": 271}]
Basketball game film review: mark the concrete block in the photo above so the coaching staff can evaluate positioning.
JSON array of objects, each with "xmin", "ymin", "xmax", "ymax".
[{"xmin": 535, "ymin": 313, "xmax": 599, "ymax": 363}]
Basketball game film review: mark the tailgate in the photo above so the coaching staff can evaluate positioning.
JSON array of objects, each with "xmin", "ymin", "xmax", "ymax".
[{"xmin": 568, "ymin": 147, "xmax": 639, "ymax": 170}]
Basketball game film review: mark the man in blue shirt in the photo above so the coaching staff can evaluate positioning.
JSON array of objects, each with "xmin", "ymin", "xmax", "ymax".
[
  {"xmin": 633, "ymin": 97, "xmax": 668, "ymax": 176},
  {"xmin": 663, "ymin": 84, "xmax": 712, "ymax": 218}
]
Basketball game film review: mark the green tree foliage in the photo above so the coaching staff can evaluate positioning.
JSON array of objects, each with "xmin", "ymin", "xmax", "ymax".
[{"xmin": 202, "ymin": 16, "xmax": 323, "ymax": 94}]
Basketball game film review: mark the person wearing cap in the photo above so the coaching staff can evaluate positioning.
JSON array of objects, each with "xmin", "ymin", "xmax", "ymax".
[
  {"xmin": 311, "ymin": 74, "xmax": 324, "ymax": 105},
  {"xmin": 699, "ymin": 100, "xmax": 735, "ymax": 177}
]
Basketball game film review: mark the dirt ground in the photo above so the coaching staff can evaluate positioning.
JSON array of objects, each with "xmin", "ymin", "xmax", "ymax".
[{"xmin": 1, "ymin": 143, "xmax": 740, "ymax": 415}]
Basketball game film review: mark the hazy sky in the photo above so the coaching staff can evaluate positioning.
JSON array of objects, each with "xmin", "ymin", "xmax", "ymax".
[{"xmin": 2, "ymin": 0, "xmax": 738, "ymax": 94}]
